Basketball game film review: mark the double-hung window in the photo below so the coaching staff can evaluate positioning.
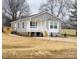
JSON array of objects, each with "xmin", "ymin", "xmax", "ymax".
[
  {"xmin": 54, "ymin": 22, "xmax": 57, "ymax": 29},
  {"xmin": 30, "ymin": 21, "xmax": 37, "ymax": 28},
  {"xmin": 22, "ymin": 22, "xmax": 24, "ymax": 28},
  {"xmin": 50, "ymin": 21, "xmax": 53, "ymax": 29},
  {"xmin": 50, "ymin": 21, "xmax": 57, "ymax": 29},
  {"xmin": 18, "ymin": 23, "xmax": 19, "ymax": 28}
]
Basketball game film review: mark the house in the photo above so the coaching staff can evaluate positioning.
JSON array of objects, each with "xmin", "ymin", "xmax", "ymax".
[{"xmin": 10, "ymin": 12, "xmax": 61, "ymax": 37}]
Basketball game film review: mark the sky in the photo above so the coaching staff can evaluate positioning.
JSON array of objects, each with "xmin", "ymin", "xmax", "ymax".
[
  {"xmin": 27, "ymin": 0, "xmax": 75, "ymax": 15},
  {"xmin": 27, "ymin": 0, "xmax": 47, "ymax": 14},
  {"xmin": 27, "ymin": 0, "xmax": 75, "ymax": 21}
]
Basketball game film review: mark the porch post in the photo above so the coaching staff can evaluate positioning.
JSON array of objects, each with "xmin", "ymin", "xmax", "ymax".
[
  {"xmin": 34, "ymin": 32, "xmax": 37, "ymax": 37},
  {"xmin": 29, "ymin": 32, "xmax": 31, "ymax": 37}
]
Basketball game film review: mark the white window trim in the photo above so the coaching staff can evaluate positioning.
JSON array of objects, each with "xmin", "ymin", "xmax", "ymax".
[
  {"xmin": 54, "ymin": 22, "xmax": 57, "ymax": 29},
  {"xmin": 30, "ymin": 21, "xmax": 37, "ymax": 28},
  {"xmin": 18, "ymin": 23, "xmax": 20, "ymax": 28},
  {"xmin": 50, "ymin": 21, "xmax": 54, "ymax": 29},
  {"xmin": 22, "ymin": 22, "xmax": 24, "ymax": 28},
  {"xmin": 49, "ymin": 21, "xmax": 57, "ymax": 29}
]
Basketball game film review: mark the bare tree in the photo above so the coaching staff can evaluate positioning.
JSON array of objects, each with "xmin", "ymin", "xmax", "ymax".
[
  {"xmin": 39, "ymin": 0, "xmax": 57, "ymax": 14},
  {"xmin": 39, "ymin": 0, "xmax": 73, "ymax": 18},
  {"xmin": 48, "ymin": 0, "xmax": 73, "ymax": 17},
  {"xmin": 39, "ymin": 4, "xmax": 49, "ymax": 12},
  {"xmin": 2, "ymin": 0, "xmax": 30, "ymax": 20},
  {"xmin": 47, "ymin": 0, "xmax": 58, "ymax": 14}
]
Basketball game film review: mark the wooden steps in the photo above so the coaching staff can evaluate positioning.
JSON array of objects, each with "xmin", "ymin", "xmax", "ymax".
[{"xmin": 42, "ymin": 31, "xmax": 48, "ymax": 37}]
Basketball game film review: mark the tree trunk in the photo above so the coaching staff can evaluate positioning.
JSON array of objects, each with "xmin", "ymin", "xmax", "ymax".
[
  {"xmin": 12, "ymin": 13, "xmax": 17, "ymax": 20},
  {"xmin": 12, "ymin": 13, "xmax": 15, "ymax": 20},
  {"xmin": 14, "ymin": 13, "xmax": 17, "ymax": 20}
]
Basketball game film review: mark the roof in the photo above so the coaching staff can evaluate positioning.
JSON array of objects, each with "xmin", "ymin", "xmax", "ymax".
[{"xmin": 11, "ymin": 11, "xmax": 60, "ymax": 23}]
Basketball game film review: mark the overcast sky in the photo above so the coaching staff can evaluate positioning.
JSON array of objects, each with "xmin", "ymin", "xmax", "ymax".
[
  {"xmin": 27, "ymin": 0, "xmax": 75, "ymax": 15},
  {"xmin": 27, "ymin": 0, "xmax": 47, "ymax": 14}
]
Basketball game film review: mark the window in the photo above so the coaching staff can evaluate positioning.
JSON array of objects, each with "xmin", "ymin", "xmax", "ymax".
[
  {"xmin": 22, "ymin": 22, "xmax": 24, "ymax": 28},
  {"xmin": 50, "ymin": 21, "xmax": 57, "ymax": 29},
  {"xmin": 30, "ymin": 21, "xmax": 37, "ymax": 28},
  {"xmin": 54, "ymin": 22, "xmax": 57, "ymax": 29},
  {"xmin": 50, "ymin": 22, "xmax": 53, "ymax": 28},
  {"xmin": 18, "ymin": 23, "xmax": 19, "ymax": 28}
]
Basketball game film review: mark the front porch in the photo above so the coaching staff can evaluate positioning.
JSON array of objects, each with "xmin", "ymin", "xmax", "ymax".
[{"xmin": 28, "ymin": 32, "xmax": 43, "ymax": 37}]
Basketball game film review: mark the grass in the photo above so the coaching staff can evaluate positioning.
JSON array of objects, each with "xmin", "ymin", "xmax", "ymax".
[
  {"xmin": 3, "ymin": 48, "xmax": 76, "ymax": 59},
  {"xmin": 61, "ymin": 29, "xmax": 76, "ymax": 36},
  {"xmin": 2, "ymin": 32, "xmax": 77, "ymax": 59}
]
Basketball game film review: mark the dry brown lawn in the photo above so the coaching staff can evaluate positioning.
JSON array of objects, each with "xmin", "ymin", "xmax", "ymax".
[
  {"xmin": 61, "ymin": 29, "xmax": 76, "ymax": 36},
  {"xmin": 2, "ymin": 33, "xmax": 77, "ymax": 59}
]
